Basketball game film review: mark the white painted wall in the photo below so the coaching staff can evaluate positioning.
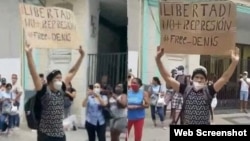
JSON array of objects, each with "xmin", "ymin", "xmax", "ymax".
[
  {"xmin": 44, "ymin": 0, "xmax": 100, "ymax": 127},
  {"xmin": 127, "ymin": 0, "xmax": 142, "ymax": 77},
  {"xmin": 0, "ymin": 0, "xmax": 21, "ymax": 58}
]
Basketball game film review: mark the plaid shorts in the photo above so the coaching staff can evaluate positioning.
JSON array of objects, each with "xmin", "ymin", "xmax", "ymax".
[{"xmin": 171, "ymin": 93, "xmax": 183, "ymax": 109}]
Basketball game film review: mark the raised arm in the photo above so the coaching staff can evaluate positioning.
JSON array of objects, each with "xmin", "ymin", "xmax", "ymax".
[
  {"xmin": 213, "ymin": 48, "xmax": 240, "ymax": 92},
  {"xmin": 64, "ymin": 46, "xmax": 84, "ymax": 85},
  {"xmin": 155, "ymin": 47, "xmax": 180, "ymax": 92},
  {"xmin": 66, "ymin": 90, "xmax": 76, "ymax": 99},
  {"xmin": 25, "ymin": 43, "xmax": 42, "ymax": 91}
]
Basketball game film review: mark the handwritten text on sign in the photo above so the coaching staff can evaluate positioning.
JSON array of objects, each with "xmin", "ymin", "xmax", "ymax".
[
  {"xmin": 19, "ymin": 3, "xmax": 79, "ymax": 49},
  {"xmin": 159, "ymin": 1, "xmax": 236, "ymax": 55}
]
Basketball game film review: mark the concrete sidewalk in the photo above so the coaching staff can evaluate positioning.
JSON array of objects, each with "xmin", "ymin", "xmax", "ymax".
[
  {"xmin": 128, "ymin": 111, "xmax": 250, "ymax": 141},
  {"xmin": 1, "ymin": 112, "xmax": 250, "ymax": 141}
]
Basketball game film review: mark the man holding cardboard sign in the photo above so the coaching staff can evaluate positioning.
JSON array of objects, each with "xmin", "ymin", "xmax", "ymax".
[
  {"xmin": 19, "ymin": 3, "xmax": 80, "ymax": 49},
  {"xmin": 24, "ymin": 41, "xmax": 84, "ymax": 141},
  {"xmin": 155, "ymin": 46, "xmax": 239, "ymax": 125},
  {"xmin": 159, "ymin": 0, "xmax": 236, "ymax": 55},
  {"xmin": 19, "ymin": 3, "xmax": 84, "ymax": 141}
]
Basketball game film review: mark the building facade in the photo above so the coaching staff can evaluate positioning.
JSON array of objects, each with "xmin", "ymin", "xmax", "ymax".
[
  {"xmin": 0, "ymin": 0, "xmax": 101, "ymax": 126},
  {"xmin": 1, "ymin": 0, "xmax": 128, "ymax": 126},
  {"xmin": 128, "ymin": 0, "xmax": 198, "ymax": 84},
  {"xmin": 128, "ymin": 0, "xmax": 250, "ymax": 86}
]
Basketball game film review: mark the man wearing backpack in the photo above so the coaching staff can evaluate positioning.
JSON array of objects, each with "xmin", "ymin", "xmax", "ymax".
[
  {"xmin": 170, "ymin": 65, "xmax": 189, "ymax": 124},
  {"xmin": 24, "ymin": 42, "xmax": 84, "ymax": 141},
  {"xmin": 155, "ymin": 46, "xmax": 239, "ymax": 125}
]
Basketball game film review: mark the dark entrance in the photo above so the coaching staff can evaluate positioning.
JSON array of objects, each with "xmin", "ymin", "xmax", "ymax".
[
  {"xmin": 87, "ymin": 1, "xmax": 127, "ymax": 88},
  {"xmin": 200, "ymin": 45, "xmax": 250, "ymax": 109}
]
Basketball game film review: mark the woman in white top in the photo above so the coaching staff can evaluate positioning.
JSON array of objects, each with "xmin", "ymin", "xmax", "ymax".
[
  {"xmin": 148, "ymin": 77, "xmax": 166, "ymax": 129},
  {"xmin": 109, "ymin": 83, "xmax": 127, "ymax": 141}
]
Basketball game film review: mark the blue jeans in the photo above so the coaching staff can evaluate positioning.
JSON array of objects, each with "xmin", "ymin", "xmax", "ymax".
[
  {"xmin": 9, "ymin": 115, "xmax": 15, "ymax": 128},
  {"xmin": 240, "ymin": 91, "xmax": 249, "ymax": 101},
  {"xmin": 0, "ymin": 114, "xmax": 7, "ymax": 130},
  {"xmin": 9, "ymin": 114, "xmax": 20, "ymax": 128},
  {"xmin": 150, "ymin": 105, "xmax": 164, "ymax": 122}
]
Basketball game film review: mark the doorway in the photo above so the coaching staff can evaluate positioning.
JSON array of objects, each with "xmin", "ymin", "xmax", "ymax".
[{"xmin": 88, "ymin": 0, "xmax": 127, "ymax": 87}]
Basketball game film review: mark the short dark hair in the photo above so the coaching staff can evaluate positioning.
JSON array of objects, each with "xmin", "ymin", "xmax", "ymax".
[
  {"xmin": 6, "ymin": 83, "xmax": 12, "ymax": 89},
  {"xmin": 88, "ymin": 85, "xmax": 93, "ymax": 90},
  {"xmin": 39, "ymin": 73, "xmax": 44, "ymax": 78},
  {"xmin": 46, "ymin": 70, "xmax": 62, "ymax": 83},
  {"xmin": 132, "ymin": 78, "xmax": 143, "ymax": 86},
  {"xmin": 177, "ymin": 65, "xmax": 185, "ymax": 71},
  {"xmin": 153, "ymin": 76, "xmax": 161, "ymax": 85}
]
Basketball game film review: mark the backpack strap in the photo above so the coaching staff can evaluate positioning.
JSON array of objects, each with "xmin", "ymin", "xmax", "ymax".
[
  {"xmin": 202, "ymin": 86, "xmax": 214, "ymax": 121},
  {"xmin": 174, "ymin": 85, "xmax": 193, "ymax": 124},
  {"xmin": 184, "ymin": 75, "xmax": 188, "ymax": 85},
  {"xmin": 175, "ymin": 75, "xmax": 179, "ymax": 81}
]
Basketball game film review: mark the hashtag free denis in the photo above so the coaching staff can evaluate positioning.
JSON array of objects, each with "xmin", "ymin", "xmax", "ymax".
[{"xmin": 174, "ymin": 129, "xmax": 248, "ymax": 136}]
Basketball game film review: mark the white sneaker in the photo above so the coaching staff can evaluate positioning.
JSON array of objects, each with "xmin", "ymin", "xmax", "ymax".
[
  {"xmin": 163, "ymin": 127, "xmax": 168, "ymax": 130},
  {"xmin": 31, "ymin": 130, "xmax": 37, "ymax": 133},
  {"xmin": 14, "ymin": 127, "xmax": 20, "ymax": 130}
]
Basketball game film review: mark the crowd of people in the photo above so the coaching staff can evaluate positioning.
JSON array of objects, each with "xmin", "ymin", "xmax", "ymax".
[
  {"xmin": 0, "ymin": 74, "xmax": 23, "ymax": 135},
  {"xmin": 0, "ymin": 43, "xmax": 242, "ymax": 141},
  {"xmin": 24, "ymin": 42, "xmax": 129, "ymax": 141},
  {"xmin": 125, "ymin": 46, "xmax": 240, "ymax": 141}
]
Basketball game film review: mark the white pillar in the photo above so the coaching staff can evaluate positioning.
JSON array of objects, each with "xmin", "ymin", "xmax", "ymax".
[{"xmin": 127, "ymin": 0, "xmax": 142, "ymax": 77}]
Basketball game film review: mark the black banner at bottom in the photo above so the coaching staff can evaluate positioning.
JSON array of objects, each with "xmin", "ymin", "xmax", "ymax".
[{"xmin": 170, "ymin": 125, "xmax": 250, "ymax": 140}]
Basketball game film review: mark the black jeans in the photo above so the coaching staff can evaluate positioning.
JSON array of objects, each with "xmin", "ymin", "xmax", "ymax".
[
  {"xmin": 37, "ymin": 131, "xmax": 66, "ymax": 141},
  {"xmin": 85, "ymin": 121, "xmax": 106, "ymax": 141}
]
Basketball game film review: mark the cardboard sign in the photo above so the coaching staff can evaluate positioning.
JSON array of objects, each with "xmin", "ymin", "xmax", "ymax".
[
  {"xmin": 19, "ymin": 3, "xmax": 80, "ymax": 49},
  {"xmin": 159, "ymin": 1, "xmax": 236, "ymax": 55}
]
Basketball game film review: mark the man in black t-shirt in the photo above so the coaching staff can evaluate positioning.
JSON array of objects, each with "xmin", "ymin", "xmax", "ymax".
[
  {"xmin": 155, "ymin": 46, "xmax": 239, "ymax": 125},
  {"xmin": 25, "ymin": 42, "xmax": 84, "ymax": 141}
]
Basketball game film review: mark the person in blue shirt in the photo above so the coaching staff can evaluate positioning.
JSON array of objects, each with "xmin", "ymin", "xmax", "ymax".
[
  {"xmin": 82, "ymin": 83, "xmax": 108, "ymax": 141},
  {"xmin": 127, "ymin": 78, "xmax": 149, "ymax": 141}
]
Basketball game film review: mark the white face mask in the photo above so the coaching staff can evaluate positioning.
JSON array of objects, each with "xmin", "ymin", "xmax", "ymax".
[
  {"xmin": 177, "ymin": 70, "xmax": 183, "ymax": 75},
  {"xmin": 193, "ymin": 81, "xmax": 205, "ymax": 91},
  {"xmin": 53, "ymin": 81, "xmax": 63, "ymax": 90},
  {"xmin": 94, "ymin": 88, "xmax": 101, "ymax": 94},
  {"xmin": 243, "ymin": 75, "xmax": 247, "ymax": 79}
]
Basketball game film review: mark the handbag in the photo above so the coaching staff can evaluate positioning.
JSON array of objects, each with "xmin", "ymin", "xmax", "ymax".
[
  {"xmin": 156, "ymin": 95, "xmax": 165, "ymax": 107},
  {"xmin": 211, "ymin": 96, "xmax": 217, "ymax": 108},
  {"xmin": 101, "ymin": 95, "xmax": 114, "ymax": 120},
  {"xmin": 150, "ymin": 86, "xmax": 161, "ymax": 105},
  {"xmin": 102, "ymin": 107, "xmax": 114, "ymax": 120}
]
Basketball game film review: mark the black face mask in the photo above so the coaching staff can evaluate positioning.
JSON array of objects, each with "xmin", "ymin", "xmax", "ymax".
[{"xmin": 115, "ymin": 89, "xmax": 123, "ymax": 94}]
